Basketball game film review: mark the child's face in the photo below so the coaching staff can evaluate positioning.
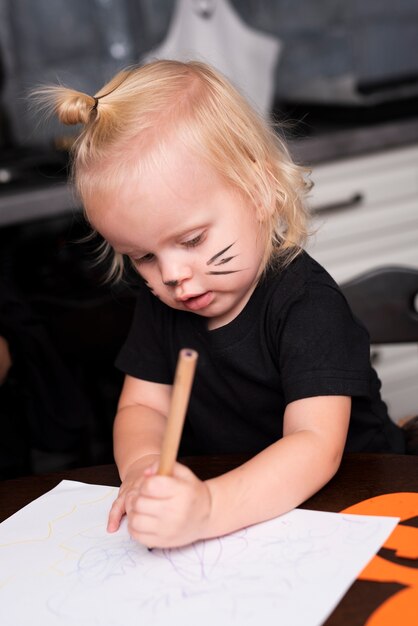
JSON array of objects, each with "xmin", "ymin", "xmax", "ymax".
[{"xmin": 87, "ymin": 143, "xmax": 267, "ymax": 329}]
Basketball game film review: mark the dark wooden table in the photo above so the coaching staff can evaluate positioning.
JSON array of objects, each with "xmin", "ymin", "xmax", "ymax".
[{"xmin": 1, "ymin": 452, "xmax": 417, "ymax": 625}]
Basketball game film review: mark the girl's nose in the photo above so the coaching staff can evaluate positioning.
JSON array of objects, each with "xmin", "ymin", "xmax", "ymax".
[{"xmin": 160, "ymin": 256, "xmax": 193, "ymax": 287}]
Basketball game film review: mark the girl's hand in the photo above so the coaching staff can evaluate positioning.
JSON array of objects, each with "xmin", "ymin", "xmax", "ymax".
[
  {"xmin": 125, "ymin": 462, "xmax": 212, "ymax": 548},
  {"xmin": 107, "ymin": 454, "xmax": 160, "ymax": 533}
]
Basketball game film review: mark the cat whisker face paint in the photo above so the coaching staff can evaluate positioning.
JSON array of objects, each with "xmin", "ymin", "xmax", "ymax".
[
  {"xmin": 206, "ymin": 242, "xmax": 236, "ymax": 266},
  {"xmin": 205, "ymin": 241, "xmax": 246, "ymax": 275}
]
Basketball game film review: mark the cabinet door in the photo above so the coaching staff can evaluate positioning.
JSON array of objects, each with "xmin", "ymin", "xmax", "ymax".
[
  {"xmin": 306, "ymin": 144, "xmax": 418, "ymax": 283},
  {"xmin": 306, "ymin": 144, "xmax": 418, "ymax": 422}
]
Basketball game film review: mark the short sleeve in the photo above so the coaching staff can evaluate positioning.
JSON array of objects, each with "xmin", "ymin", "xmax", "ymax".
[
  {"xmin": 277, "ymin": 283, "xmax": 372, "ymax": 404},
  {"xmin": 115, "ymin": 285, "xmax": 172, "ymax": 384}
]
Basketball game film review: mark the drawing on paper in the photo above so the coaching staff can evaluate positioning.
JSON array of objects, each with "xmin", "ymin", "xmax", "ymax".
[{"xmin": 0, "ymin": 480, "xmax": 398, "ymax": 626}]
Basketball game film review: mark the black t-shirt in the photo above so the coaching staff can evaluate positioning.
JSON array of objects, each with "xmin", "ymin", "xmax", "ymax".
[{"xmin": 116, "ymin": 252, "xmax": 405, "ymax": 455}]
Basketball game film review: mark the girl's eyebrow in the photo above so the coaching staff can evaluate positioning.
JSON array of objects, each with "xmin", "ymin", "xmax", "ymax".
[
  {"xmin": 111, "ymin": 242, "xmax": 142, "ymax": 256},
  {"xmin": 206, "ymin": 242, "xmax": 236, "ymax": 266}
]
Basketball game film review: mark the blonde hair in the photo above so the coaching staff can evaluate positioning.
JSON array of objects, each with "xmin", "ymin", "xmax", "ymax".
[{"xmin": 34, "ymin": 60, "xmax": 311, "ymax": 281}]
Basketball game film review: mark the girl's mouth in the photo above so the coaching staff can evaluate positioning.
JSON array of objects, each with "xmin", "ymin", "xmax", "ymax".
[{"xmin": 181, "ymin": 291, "xmax": 214, "ymax": 311}]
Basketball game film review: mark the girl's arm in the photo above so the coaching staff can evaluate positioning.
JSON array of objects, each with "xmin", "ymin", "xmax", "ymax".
[
  {"xmin": 204, "ymin": 395, "xmax": 351, "ymax": 537},
  {"xmin": 127, "ymin": 395, "xmax": 350, "ymax": 547},
  {"xmin": 107, "ymin": 374, "xmax": 171, "ymax": 531}
]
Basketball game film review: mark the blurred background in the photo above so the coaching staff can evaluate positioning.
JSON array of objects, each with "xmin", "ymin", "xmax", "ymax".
[{"xmin": 0, "ymin": 0, "xmax": 417, "ymax": 477}]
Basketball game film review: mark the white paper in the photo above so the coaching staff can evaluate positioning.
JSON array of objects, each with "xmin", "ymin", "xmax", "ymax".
[{"xmin": 0, "ymin": 480, "xmax": 398, "ymax": 626}]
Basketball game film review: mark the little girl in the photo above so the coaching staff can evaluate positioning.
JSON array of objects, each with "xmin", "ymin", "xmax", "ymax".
[{"xmin": 40, "ymin": 60, "xmax": 405, "ymax": 548}]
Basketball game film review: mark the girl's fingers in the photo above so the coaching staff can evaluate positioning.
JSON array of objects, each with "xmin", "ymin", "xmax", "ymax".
[
  {"xmin": 143, "ymin": 460, "xmax": 159, "ymax": 477},
  {"xmin": 107, "ymin": 495, "xmax": 126, "ymax": 533}
]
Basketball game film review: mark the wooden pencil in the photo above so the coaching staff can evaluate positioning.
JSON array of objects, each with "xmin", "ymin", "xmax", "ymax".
[{"xmin": 157, "ymin": 348, "xmax": 198, "ymax": 476}]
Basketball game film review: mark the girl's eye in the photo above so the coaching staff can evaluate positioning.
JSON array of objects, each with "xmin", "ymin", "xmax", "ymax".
[
  {"xmin": 183, "ymin": 232, "xmax": 205, "ymax": 248},
  {"xmin": 133, "ymin": 253, "xmax": 155, "ymax": 265}
]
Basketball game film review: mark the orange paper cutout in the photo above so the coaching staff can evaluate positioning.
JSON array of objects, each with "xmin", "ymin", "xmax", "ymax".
[{"xmin": 341, "ymin": 493, "xmax": 418, "ymax": 626}]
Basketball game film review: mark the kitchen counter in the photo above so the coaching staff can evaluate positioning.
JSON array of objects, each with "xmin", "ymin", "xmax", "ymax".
[
  {"xmin": 288, "ymin": 115, "xmax": 418, "ymax": 166},
  {"xmin": 1, "ymin": 115, "xmax": 418, "ymax": 227},
  {"xmin": 0, "ymin": 180, "xmax": 76, "ymax": 227}
]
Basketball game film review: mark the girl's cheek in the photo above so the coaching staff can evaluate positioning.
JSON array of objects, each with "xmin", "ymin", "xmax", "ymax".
[{"xmin": 138, "ymin": 266, "xmax": 156, "ymax": 283}]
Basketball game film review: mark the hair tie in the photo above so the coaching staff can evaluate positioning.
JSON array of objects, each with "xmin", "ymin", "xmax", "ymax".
[{"xmin": 90, "ymin": 69, "xmax": 135, "ymax": 114}]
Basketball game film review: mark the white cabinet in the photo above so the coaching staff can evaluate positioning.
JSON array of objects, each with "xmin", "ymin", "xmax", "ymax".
[{"xmin": 306, "ymin": 144, "xmax": 418, "ymax": 423}]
